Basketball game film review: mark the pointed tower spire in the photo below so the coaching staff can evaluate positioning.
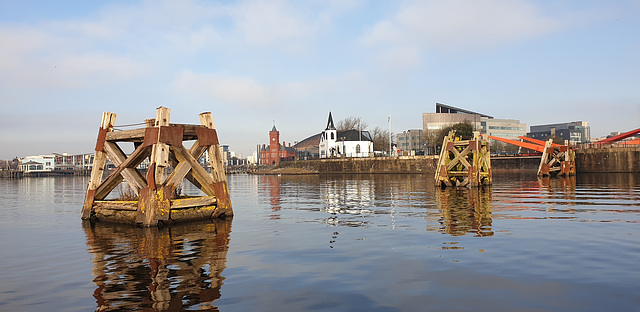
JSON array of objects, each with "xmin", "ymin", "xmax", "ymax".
[{"xmin": 326, "ymin": 112, "xmax": 336, "ymax": 131}]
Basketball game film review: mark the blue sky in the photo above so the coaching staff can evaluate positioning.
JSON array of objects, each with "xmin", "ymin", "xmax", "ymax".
[{"xmin": 1, "ymin": 0, "xmax": 638, "ymax": 159}]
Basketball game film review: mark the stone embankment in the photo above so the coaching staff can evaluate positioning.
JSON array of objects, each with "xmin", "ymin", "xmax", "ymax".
[
  {"xmin": 576, "ymin": 146, "xmax": 640, "ymax": 173},
  {"xmin": 275, "ymin": 156, "xmax": 437, "ymax": 174},
  {"xmin": 273, "ymin": 148, "xmax": 639, "ymax": 174}
]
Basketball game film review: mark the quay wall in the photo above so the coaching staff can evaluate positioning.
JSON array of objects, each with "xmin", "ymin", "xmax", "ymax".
[
  {"xmin": 576, "ymin": 147, "xmax": 640, "ymax": 173},
  {"xmin": 278, "ymin": 155, "xmax": 540, "ymax": 174},
  {"xmin": 279, "ymin": 156, "xmax": 439, "ymax": 174},
  {"xmin": 278, "ymin": 148, "xmax": 639, "ymax": 174}
]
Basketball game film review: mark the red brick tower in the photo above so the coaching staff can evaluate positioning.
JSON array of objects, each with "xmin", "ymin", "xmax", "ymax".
[{"xmin": 269, "ymin": 125, "xmax": 280, "ymax": 164}]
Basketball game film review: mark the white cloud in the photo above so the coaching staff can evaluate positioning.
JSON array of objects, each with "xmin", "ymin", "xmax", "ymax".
[
  {"xmin": 233, "ymin": 0, "xmax": 309, "ymax": 45},
  {"xmin": 172, "ymin": 70, "xmax": 282, "ymax": 108},
  {"xmin": 361, "ymin": 0, "xmax": 561, "ymax": 51}
]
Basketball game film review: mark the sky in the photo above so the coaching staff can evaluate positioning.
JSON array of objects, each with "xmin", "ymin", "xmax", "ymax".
[{"xmin": 1, "ymin": 0, "xmax": 639, "ymax": 159}]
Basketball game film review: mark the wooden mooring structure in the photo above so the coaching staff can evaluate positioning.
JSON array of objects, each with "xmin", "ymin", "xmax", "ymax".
[
  {"xmin": 82, "ymin": 107, "xmax": 233, "ymax": 226},
  {"xmin": 435, "ymin": 131, "xmax": 492, "ymax": 187},
  {"xmin": 489, "ymin": 136, "xmax": 575, "ymax": 177}
]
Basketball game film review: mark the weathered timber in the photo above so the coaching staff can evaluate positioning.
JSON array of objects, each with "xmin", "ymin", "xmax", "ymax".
[
  {"xmin": 82, "ymin": 106, "xmax": 233, "ymax": 226},
  {"xmin": 82, "ymin": 112, "xmax": 117, "ymax": 219},
  {"xmin": 200, "ymin": 112, "xmax": 232, "ymax": 212},
  {"xmin": 435, "ymin": 131, "xmax": 491, "ymax": 187}
]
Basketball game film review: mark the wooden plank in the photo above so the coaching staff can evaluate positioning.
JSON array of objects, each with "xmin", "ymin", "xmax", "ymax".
[
  {"xmin": 103, "ymin": 141, "xmax": 147, "ymax": 194},
  {"xmin": 82, "ymin": 112, "xmax": 117, "ymax": 219},
  {"xmin": 93, "ymin": 200, "xmax": 138, "ymax": 211},
  {"xmin": 105, "ymin": 128, "xmax": 146, "ymax": 142},
  {"xmin": 105, "ymin": 124, "xmax": 199, "ymax": 142},
  {"xmin": 171, "ymin": 196, "xmax": 217, "ymax": 209}
]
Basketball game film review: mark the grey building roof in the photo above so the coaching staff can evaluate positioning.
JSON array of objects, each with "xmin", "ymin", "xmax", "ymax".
[
  {"xmin": 337, "ymin": 129, "xmax": 373, "ymax": 142},
  {"xmin": 436, "ymin": 103, "xmax": 493, "ymax": 119}
]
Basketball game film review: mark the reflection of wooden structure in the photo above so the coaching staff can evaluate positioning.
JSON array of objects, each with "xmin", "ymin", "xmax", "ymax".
[
  {"xmin": 81, "ymin": 107, "xmax": 233, "ymax": 226},
  {"xmin": 489, "ymin": 135, "xmax": 575, "ymax": 177},
  {"xmin": 84, "ymin": 220, "xmax": 230, "ymax": 311},
  {"xmin": 435, "ymin": 131, "xmax": 492, "ymax": 187},
  {"xmin": 433, "ymin": 188, "xmax": 493, "ymax": 237}
]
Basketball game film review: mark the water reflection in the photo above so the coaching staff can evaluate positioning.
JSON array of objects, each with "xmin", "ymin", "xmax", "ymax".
[
  {"xmin": 83, "ymin": 220, "xmax": 231, "ymax": 311},
  {"xmin": 321, "ymin": 176, "xmax": 375, "ymax": 215},
  {"xmin": 431, "ymin": 187, "xmax": 493, "ymax": 237}
]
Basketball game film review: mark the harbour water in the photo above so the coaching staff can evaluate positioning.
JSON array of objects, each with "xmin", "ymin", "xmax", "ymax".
[{"xmin": 0, "ymin": 173, "xmax": 638, "ymax": 311}]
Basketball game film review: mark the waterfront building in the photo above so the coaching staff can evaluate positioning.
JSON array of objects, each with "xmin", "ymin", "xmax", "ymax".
[
  {"xmin": 54, "ymin": 153, "xmax": 95, "ymax": 171},
  {"xmin": 319, "ymin": 112, "xmax": 373, "ymax": 158},
  {"xmin": 19, "ymin": 155, "xmax": 56, "ymax": 173},
  {"xmin": 483, "ymin": 118, "xmax": 527, "ymax": 140},
  {"xmin": 396, "ymin": 129, "xmax": 424, "ymax": 155},
  {"xmin": 528, "ymin": 121, "xmax": 590, "ymax": 144},
  {"xmin": 259, "ymin": 124, "xmax": 297, "ymax": 165},
  {"xmin": 423, "ymin": 103, "xmax": 526, "ymax": 139}
]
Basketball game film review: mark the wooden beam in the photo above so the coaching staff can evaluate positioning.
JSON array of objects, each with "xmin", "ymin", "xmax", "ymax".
[
  {"xmin": 171, "ymin": 196, "xmax": 217, "ymax": 209},
  {"xmin": 171, "ymin": 145, "xmax": 217, "ymax": 196},
  {"xmin": 82, "ymin": 112, "xmax": 117, "ymax": 219},
  {"xmin": 103, "ymin": 141, "xmax": 147, "ymax": 194},
  {"xmin": 199, "ymin": 112, "xmax": 232, "ymax": 212},
  {"xmin": 151, "ymin": 107, "xmax": 171, "ymax": 186},
  {"xmin": 164, "ymin": 140, "xmax": 208, "ymax": 189},
  {"xmin": 95, "ymin": 145, "xmax": 151, "ymax": 200}
]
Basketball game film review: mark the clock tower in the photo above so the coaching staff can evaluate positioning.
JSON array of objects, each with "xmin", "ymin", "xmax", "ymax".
[{"xmin": 269, "ymin": 125, "xmax": 280, "ymax": 164}]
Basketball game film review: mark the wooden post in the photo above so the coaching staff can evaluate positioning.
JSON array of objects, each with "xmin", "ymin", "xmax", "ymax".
[
  {"xmin": 137, "ymin": 107, "xmax": 172, "ymax": 226},
  {"xmin": 199, "ymin": 112, "xmax": 233, "ymax": 216},
  {"xmin": 82, "ymin": 112, "xmax": 116, "ymax": 220},
  {"xmin": 152, "ymin": 107, "xmax": 171, "ymax": 185}
]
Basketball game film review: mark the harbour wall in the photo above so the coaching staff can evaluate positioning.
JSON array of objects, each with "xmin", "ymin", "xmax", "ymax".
[
  {"xmin": 278, "ymin": 148, "xmax": 638, "ymax": 174},
  {"xmin": 576, "ymin": 147, "xmax": 640, "ymax": 173},
  {"xmin": 278, "ymin": 155, "xmax": 540, "ymax": 174}
]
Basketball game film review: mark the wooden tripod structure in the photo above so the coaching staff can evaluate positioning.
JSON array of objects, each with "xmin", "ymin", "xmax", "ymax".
[
  {"xmin": 489, "ymin": 135, "xmax": 575, "ymax": 177},
  {"xmin": 81, "ymin": 107, "xmax": 233, "ymax": 226},
  {"xmin": 435, "ymin": 131, "xmax": 492, "ymax": 187}
]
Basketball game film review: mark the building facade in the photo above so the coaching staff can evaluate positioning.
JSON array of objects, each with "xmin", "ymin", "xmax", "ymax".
[
  {"xmin": 423, "ymin": 103, "xmax": 526, "ymax": 140},
  {"xmin": 528, "ymin": 121, "xmax": 590, "ymax": 144},
  {"xmin": 259, "ymin": 125, "xmax": 297, "ymax": 165},
  {"xmin": 396, "ymin": 129, "xmax": 424, "ymax": 155},
  {"xmin": 482, "ymin": 118, "xmax": 527, "ymax": 140},
  {"xmin": 319, "ymin": 112, "xmax": 373, "ymax": 158},
  {"xmin": 19, "ymin": 155, "xmax": 56, "ymax": 173}
]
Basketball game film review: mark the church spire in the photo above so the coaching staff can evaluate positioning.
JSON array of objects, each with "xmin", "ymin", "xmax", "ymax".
[{"xmin": 325, "ymin": 112, "xmax": 336, "ymax": 131}]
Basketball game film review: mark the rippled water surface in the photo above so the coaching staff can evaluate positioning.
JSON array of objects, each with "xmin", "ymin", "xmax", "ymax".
[{"xmin": 0, "ymin": 173, "xmax": 639, "ymax": 311}]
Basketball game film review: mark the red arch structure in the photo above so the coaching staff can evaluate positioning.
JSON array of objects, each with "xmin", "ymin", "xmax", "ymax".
[{"xmin": 594, "ymin": 127, "xmax": 640, "ymax": 144}]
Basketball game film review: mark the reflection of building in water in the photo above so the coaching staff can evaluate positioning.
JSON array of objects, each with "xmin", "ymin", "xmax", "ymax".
[
  {"xmin": 259, "ymin": 175, "xmax": 282, "ymax": 219},
  {"xmin": 430, "ymin": 188, "xmax": 493, "ymax": 237},
  {"xmin": 320, "ymin": 178, "xmax": 375, "ymax": 215},
  {"xmin": 83, "ymin": 220, "xmax": 231, "ymax": 311}
]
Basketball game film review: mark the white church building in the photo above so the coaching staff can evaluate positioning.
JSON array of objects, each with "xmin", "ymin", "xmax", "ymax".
[{"xmin": 319, "ymin": 112, "xmax": 374, "ymax": 158}]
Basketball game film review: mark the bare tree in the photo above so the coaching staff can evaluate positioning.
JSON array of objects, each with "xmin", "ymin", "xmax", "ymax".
[
  {"xmin": 371, "ymin": 126, "xmax": 389, "ymax": 153},
  {"xmin": 422, "ymin": 129, "xmax": 440, "ymax": 155},
  {"xmin": 336, "ymin": 116, "xmax": 368, "ymax": 131}
]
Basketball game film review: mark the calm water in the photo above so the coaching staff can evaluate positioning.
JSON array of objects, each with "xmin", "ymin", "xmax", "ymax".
[{"xmin": 0, "ymin": 173, "xmax": 638, "ymax": 311}]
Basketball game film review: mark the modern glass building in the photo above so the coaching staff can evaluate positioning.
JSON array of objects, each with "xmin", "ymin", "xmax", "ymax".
[
  {"xmin": 528, "ymin": 121, "xmax": 590, "ymax": 144},
  {"xmin": 423, "ymin": 103, "xmax": 526, "ymax": 139}
]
